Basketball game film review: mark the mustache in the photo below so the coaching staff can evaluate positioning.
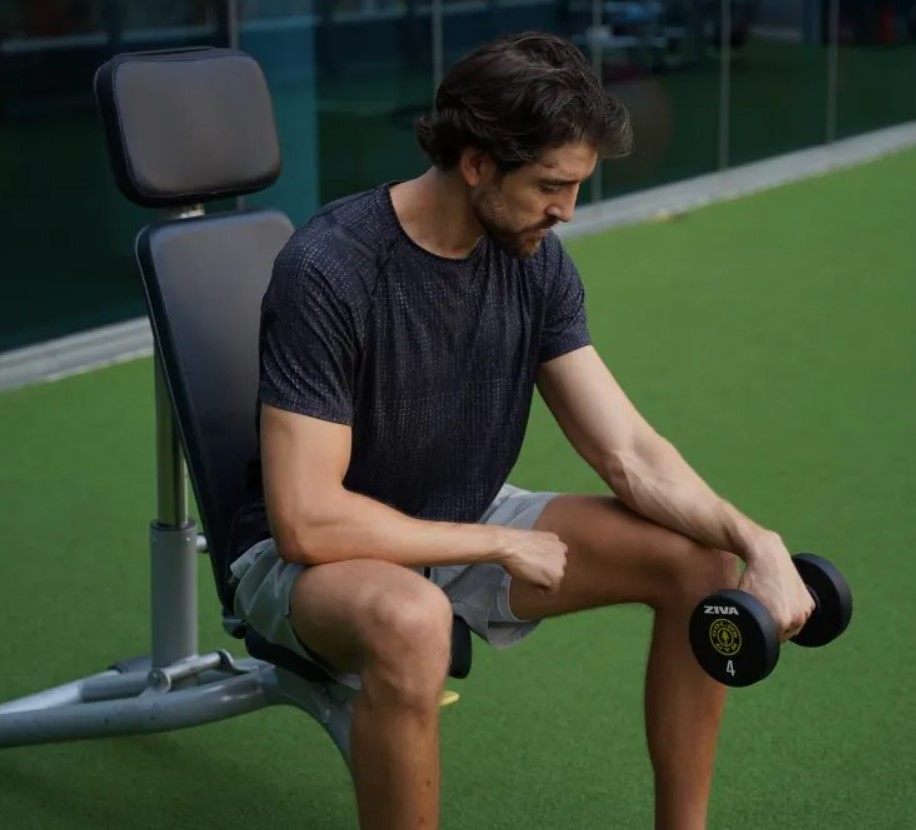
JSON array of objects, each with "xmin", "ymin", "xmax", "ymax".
[{"xmin": 525, "ymin": 220, "xmax": 556, "ymax": 233}]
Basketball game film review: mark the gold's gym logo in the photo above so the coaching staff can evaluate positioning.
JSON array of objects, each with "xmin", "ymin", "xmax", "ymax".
[{"xmin": 709, "ymin": 618, "xmax": 741, "ymax": 656}]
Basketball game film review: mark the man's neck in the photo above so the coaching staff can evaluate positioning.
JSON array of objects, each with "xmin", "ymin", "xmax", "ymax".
[{"xmin": 389, "ymin": 169, "xmax": 483, "ymax": 260}]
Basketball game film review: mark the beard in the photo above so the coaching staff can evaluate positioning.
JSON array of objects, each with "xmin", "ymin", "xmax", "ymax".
[{"xmin": 471, "ymin": 187, "xmax": 551, "ymax": 260}]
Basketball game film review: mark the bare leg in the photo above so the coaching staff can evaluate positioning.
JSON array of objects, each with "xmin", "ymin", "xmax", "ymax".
[
  {"xmin": 645, "ymin": 597, "xmax": 729, "ymax": 830},
  {"xmin": 288, "ymin": 560, "xmax": 453, "ymax": 830},
  {"xmin": 510, "ymin": 496, "xmax": 740, "ymax": 830},
  {"xmin": 350, "ymin": 677, "xmax": 441, "ymax": 830}
]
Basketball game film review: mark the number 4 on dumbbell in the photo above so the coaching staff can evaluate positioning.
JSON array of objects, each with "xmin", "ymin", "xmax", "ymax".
[{"xmin": 688, "ymin": 553, "xmax": 853, "ymax": 687}]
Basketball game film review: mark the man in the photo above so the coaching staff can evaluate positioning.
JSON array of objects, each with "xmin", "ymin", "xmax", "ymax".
[{"xmin": 228, "ymin": 31, "xmax": 814, "ymax": 830}]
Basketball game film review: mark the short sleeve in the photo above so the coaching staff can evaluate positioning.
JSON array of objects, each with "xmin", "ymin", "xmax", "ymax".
[
  {"xmin": 258, "ymin": 244, "xmax": 359, "ymax": 425},
  {"xmin": 538, "ymin": 244, "xmax": 591, "ymax": 364}
]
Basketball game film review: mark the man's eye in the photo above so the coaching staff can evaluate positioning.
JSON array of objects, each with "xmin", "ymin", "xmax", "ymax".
[{"xmin": 540, "ymin": 185, "xmax": 560, "ymax": 194}]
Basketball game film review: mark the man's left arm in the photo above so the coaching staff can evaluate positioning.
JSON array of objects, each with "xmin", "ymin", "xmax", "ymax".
[
  {"xmin": 536, "ymin": 241, "xmax": 813, "ymax": 638},
  {"xmin": 536, "ymin": 345, "xmax": 785, "ymax": 565}
]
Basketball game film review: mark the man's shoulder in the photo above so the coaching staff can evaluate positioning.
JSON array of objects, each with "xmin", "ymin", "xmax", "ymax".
[{"xmin": 277, "ymin": 185, "xmax": 395, "ymax": 289}]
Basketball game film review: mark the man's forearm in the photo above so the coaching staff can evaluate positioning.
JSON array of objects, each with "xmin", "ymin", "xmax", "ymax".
[
  {"xmin": 601, "ymin": 437, "xmax": 782, "ymax": 563},
  {"xmin": 274, "ymin": 488, "xmax": 507, "ymax": 568}
]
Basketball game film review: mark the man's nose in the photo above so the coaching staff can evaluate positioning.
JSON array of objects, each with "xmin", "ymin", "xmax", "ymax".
[{"xmin": 546, "ymin": 191, "xmax": 577, "ymax": 224}]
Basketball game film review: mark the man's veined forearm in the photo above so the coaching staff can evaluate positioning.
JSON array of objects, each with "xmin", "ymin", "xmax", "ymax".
[
  {"xmin": 600, "ymin": 437, "xmax": 783, "ymax": 563},
  {"xmin": 272, "ymin": 487, "xmax": 508, "ymax": 568}
]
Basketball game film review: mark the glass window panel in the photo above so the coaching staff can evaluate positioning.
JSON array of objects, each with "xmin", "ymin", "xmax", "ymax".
[
  {"xmin": 237, "ymin": 1, "xmax": 321, "ymax": 224},
  {"xmin": 312, "ymin": 0, "xmax": 433, "ymax": 204},
  {"xmin": 728, "ymin": 0, "xmax": 829, "ymax": 167},
  {"xmin": 834, "ymin": 0, "xmax": 916, "ymax": 139},
  {"xmin": 0, "ymin": 1, "xmax": 229, "ymax": 352},
  {"xmin": 586, "ymin": 1, "xmax": 722, "ymax": 198}
]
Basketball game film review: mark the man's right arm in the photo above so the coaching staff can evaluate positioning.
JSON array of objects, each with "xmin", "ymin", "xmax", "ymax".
[{"xmin": 260, "ymin": 403, "xmax": 567, "ymax": 589}]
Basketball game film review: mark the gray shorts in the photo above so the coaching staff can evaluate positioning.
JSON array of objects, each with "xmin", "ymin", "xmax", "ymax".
[{"xmin": 229, "ymin": 483, "xmax": 558, "ymax": 688}]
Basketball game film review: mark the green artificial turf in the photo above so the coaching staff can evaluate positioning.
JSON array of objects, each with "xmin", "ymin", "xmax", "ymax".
[{"xmin": 1, "ymin": 146, "xmax": 915, "ymax": 829}]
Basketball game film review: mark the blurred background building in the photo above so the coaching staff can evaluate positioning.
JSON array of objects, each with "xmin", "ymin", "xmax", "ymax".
[{"xmin": 2, "ymin": 0, "xmax": 915, "ymax": 353}]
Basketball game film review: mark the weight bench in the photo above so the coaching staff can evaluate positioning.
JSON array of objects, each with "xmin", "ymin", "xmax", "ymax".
[{"xmin": 0, "ymin": 46, "xmax": 471, "ymax": 769}]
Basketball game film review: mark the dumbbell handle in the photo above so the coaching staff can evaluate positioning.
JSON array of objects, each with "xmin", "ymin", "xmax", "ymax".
[
  {"xmin": 790, "ymin": 586, "xmax": 820, "ymax": 641},
  {"xmin": 806, "ymin": 586, "xmax": 821, "ymax": 614},
  {"xmin": 751, "ymin": 585, "xmax": 819, "ymax": 637}
]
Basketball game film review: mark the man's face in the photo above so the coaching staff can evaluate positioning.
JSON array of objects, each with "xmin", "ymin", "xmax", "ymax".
[{"xmin": 469, "ymin": 142, "xmax": 598, "ymax": 259}]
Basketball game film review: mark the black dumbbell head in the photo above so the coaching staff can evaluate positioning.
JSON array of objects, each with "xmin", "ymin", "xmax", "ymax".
[
  {"xmin": 689, "ymin": 589, "xmax": 780, "ymax": 687},
  {"xmin": 791, "ymin": 553, "xmax": 853, "ymax": 648}
]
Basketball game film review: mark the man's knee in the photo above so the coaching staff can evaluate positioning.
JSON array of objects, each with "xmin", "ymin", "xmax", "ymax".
[
  {"xmin": 361, "ymin": 579, "xmax": 453, "ymax": 707},
  {"xmin": 654, "ymin": 539, "xmax": 741, "ymax": 611},
  {"xmin": 701, "ymin": 546, "xmax": 742, "ymax": 593}
]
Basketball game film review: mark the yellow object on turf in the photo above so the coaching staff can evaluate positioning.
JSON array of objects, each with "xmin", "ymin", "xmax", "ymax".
[{"xmin": 438, "ymin": 689, "xmax": 460, "ymax": 707}]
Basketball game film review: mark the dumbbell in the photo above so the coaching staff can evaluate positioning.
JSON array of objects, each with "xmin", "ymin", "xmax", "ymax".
[{"xmin": 688, "ymin": 553, "xmax": 853, "ymax": 687}]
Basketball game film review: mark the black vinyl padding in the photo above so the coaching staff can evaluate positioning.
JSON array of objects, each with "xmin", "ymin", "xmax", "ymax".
[
  {"xmin": 94, "ymin": 48, "xmax": 281, "ymax": 208},
  {"xmin": 245, "ymin": 627, "xmax": 336, "ymax": 683},
  {"xmin": 136, "ymin": 210, "xmax": 294, "ymax": 613}
]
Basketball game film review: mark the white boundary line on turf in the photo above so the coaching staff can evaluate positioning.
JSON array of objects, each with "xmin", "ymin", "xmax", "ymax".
[
  {"xmin": 0, "ymin": 318, "xmax": 154, "ymax": 392},
  {"xmin": 556, "ymin": 120, "xmax": 916, "ymax": 241},
  {"xmin": 3, "ymin": 118, "xmax": 916, "ymax": 394}
]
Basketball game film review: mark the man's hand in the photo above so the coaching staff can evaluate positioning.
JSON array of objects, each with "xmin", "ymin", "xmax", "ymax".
[
  {"xmin": 496, "ymin": 527, "xmax": 568, "ymax": 592},
  {"xmin": 738, "ymin": 543, "xmax": 816, "ymax": 642}
]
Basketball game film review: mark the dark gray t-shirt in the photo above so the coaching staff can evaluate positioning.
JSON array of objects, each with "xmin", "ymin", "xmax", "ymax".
[{"xmin": 229, "ymin": 183, "xmax": 591, "ymax": 559}]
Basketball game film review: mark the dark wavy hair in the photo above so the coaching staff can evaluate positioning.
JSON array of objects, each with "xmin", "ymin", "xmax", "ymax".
[{"xmin": 416, "ymin": 32, "xmax": 632, "ymax": 173}]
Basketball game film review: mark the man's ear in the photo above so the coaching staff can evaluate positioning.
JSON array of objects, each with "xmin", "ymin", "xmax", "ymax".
[{"xmin": 458, "ymin": 147, "xmax": 494, "ymax": 187}]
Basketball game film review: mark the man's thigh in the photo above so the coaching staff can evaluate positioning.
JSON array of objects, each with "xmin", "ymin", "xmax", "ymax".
[
  {"xmin": 508, "ymin": 494, "xmax": 736, "ymax": 622},
  {"xmin": 231, "ymin": 541, "xmax": 441, "ymax": 686},
  {"xmin": 287, "ymin": 558, "xmax": 443, "ymax": 673}
]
